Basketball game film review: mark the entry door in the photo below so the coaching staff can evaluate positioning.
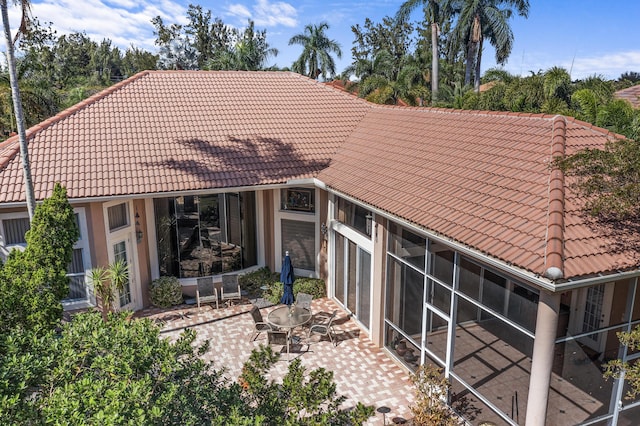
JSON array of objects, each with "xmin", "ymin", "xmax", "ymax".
[{"xmin": 113, "ymin": 238, "xmax": 135, "ymax": 310}]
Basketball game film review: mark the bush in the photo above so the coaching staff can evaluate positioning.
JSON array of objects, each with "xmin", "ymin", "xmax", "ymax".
[
  {"xmin": 265, "ymin": 277, "xmax": 326, "ymax": 304},
  {"xmin": 239, "ymin": 267, "xmax": 279, "ymax": 296},
  {"xmin": 149, "ymin": 276, "xmax": 183, "ymax": 308}
]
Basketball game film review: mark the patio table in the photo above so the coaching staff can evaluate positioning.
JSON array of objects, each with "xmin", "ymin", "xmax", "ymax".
[{"xmin": 266, "ymin": 305, "xmax": 312, "ymax": 359}]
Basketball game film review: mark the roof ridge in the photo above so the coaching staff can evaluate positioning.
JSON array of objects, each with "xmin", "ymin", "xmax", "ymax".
[{"xmin": 544, "ymin": 115, "xmax": 567, "ymax": 280}]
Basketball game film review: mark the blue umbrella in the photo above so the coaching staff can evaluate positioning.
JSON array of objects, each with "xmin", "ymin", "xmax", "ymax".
[{"xmin": 280, "ymin": 251, "xmax": 295, "ymax": 306}]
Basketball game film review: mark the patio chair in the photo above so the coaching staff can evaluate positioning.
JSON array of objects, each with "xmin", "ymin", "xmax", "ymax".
[
  {"xmin": 267, "ymin": 329, "xmax": 289, "ymax": 347},
  {"xmin": 295, "ymin": 292, "xmax": 313, "ymax": 328},
  {"xmin": 296, "ymin": 292, "xmax": 313, "ymax": 310},
  {"xmin": 308, "ymin": 310, "xmax": 338, "ymax": 346},
  {"xmin": 249, "ymin": 305, "xmax": 273, "ymax": 341},
  {"xmin": 196, "ymin": 277, "xmax": 218, "ymax": 309},
  {"xmin": 220, "ymin": 274, "xmax": 242, "ymax": 306}
]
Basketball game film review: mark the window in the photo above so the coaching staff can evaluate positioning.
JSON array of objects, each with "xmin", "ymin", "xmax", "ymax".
[
  {"xmin": 154, "ymin": 192, "xmax": 257, "ymax": 278},
  {"xmin": 2, "ymin": 217, "xmax": 30, "ymax": 244},
  {"xmin": 281, "ymin": 188, "xmax": 315, "ymax": 213},
  {"xmin": 107, "ymin": 203, "xmax": 129, "ymax": 231},
  {"xmin": 281, "ymin": 219, "xmax": 315, "ymax": 270},
  {"xmin": 336, "ymin": 197, "xmax": 372, "ymax": 237}
]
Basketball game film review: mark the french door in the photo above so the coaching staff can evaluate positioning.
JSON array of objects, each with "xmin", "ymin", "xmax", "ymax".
[
  {"xmin": 577, "ymin": 283, "xmax": 613, "ymax": 353},
  {"xmin": 112, "ymin": 238, "xmax": 136, "ymax": 310}
]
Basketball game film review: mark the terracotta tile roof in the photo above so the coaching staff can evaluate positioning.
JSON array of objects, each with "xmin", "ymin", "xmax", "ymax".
[
  {"xmin": 0, "ymin": 71, "xmax": 371, "ymax": 202},
  {"xmin": 318, "ymin": 107, "xmax": 639, "ymax": 280},
  {"xmin": 1, "ymin": 70, "xmax": 637, "ymax": 282},
  {"xmin": 614, "ymin": 85, "xmax": 640, "ymax": 108}
]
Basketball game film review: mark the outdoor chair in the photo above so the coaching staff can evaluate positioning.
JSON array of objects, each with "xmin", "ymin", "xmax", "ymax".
[
  {"xmin": 267, "ymin": 329, "xmax": 289, "ymax": 347},
  {"xmin": 249, "ymin": 305, "xmax": 273, "ymax": 341},
  {"xmin": 220, "ymin": 274, "xmax": 242, "ymax": 306},
  {"xmin": 308, "ymin": 310, "xmax": 338, "ymax": 346},
  {"xmin": 196, "ymin": 277, "xmax": 218, "ymax": 309},
  {"xmin": 296, "ymin": 292, "xmax": 313, "ymax": 310},
  {"xmin": 295, "ymin": 292, "xmax": 313, "ymax": 328}
]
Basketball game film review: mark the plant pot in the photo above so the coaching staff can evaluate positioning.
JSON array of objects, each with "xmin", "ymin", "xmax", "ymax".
[
  {"xmin": 395, "ymin": 340, "xmax": 407, "ymax": 357},
  {"xmin": 403, "ymin": 349, "xmax": 415, "ymax": 362}
]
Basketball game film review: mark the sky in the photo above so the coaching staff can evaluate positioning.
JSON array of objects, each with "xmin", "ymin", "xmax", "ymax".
[{"xmin": 9, "ymin": 0, "xmax": 640, "ymax": 80}]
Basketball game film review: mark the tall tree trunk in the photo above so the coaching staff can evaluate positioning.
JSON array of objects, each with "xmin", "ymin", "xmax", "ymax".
[
  {"xmin": 430, "ymin": 22, "xmax": 439, "ymax": 103},
  {"xmin": 1, "ymin": 2, "xmax": 36, "ymax": 219},
  {"xmin": 474, "ymin": 37, "xmax": 483, "ymax": 93},
  {"xmin": 464, "ymin": 41, "xmax": 475, "ymax": 87}
]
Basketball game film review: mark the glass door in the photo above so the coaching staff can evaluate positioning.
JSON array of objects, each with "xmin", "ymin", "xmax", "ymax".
[
  {"xmin": 334, "ymin": 234, "xmax": 372, "ymax": 330},
  {"xmin": 357, "ymin": 248, "xmax": 371, "ymax": 329},
  {"xmin": 113, "ymin": 239, "xmax": 134, "ymax": 310}
]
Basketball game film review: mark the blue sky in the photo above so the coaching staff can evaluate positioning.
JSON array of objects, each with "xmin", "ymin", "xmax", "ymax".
[{"xmin": 16, "ymin": 0, "xmax": 640, "ymax": 80}]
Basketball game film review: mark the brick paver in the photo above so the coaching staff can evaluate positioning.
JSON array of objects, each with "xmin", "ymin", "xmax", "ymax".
[{"xmin": 137, "ymin": 298, "xmax": 415, "ymax": 425}]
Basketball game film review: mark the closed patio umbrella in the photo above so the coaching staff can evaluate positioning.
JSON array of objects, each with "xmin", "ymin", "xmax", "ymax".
[{"xmin": 280, "ymin": 251, "xmax": 295, "ymax": 306}]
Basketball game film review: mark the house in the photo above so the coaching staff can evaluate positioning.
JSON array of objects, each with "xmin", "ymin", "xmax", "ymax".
[{"xmin": 1, "ymin": 71, "xmax": 639, "ymax": 426}]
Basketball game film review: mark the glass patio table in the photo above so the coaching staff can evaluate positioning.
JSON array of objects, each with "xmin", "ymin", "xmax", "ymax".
[{"xmin": 267, "ymin": 305, "xmax": 312, "ymax": 359}]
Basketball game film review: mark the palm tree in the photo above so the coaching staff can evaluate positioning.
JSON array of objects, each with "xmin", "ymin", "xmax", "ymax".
[
  {"xmin": 449, "ymin": 0, "xmax": 529, "ymax": 93},
  {"xmin": 396, "ymin": 0, "xmax": 444, "ymax": 102},
  {"xmin": 289, "ymin": 22, "xmax": 342, "ymax": 80},
  {"xmin": 1, "ymin": 0, "xmax": 36, "ymax": 219}
]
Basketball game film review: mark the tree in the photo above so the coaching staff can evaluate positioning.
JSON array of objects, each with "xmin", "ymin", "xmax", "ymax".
[
  {"xmin": 289, "ymin": 22, "xmax": 342, "ymax": 80},
  {"xmin": 448, "ymin": 0, "xmax": 530, "ymax": 92},
  {"xmin": 350, "ymin": 17, "xmax": 415, "ymax": 83},
  {"xmin": 1, "ymin": 0, "xmax": 36, "ymax": 218},
  {"xmin": 396, "ymin": 0, "xmax": 444, "ymax": 102},
  {"xmin": 411, "ymin": 364, "xmax": 458, "ymax": 425},
  {"xmin": 604, "ymin": 326, "xmax": 640, "ymax": 400},
  {"xmin": 557, "ymin": 138, "xmax": 640, "ymax": 220},
  {"xmin": 0, "ymin": 183, "xmax": 78, "ymax": 333},
  {"xmin": 1, "ymin": 312, "xmax": 374, "ymax": 424},
  {"xmin": 206, "ymin": 20, "xmax": 278, "ymax": 71},
  {"xmin": 239, "ymin": 346, "xmax": 374, "ymax": 424},
  {"xmin": 156, "ymin": 36, "xmax": 198, "ymax": 70}
]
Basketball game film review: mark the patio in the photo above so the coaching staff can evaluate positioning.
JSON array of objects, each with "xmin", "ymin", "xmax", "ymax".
[{"xmin": 136, "ymin": 297, "xmax": 416, "ymax": 425}]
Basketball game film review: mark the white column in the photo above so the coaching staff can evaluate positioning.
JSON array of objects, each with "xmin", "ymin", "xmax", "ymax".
[{"xmin": 525, "ymin": 290, "xmax": 560, "ymax": 425}]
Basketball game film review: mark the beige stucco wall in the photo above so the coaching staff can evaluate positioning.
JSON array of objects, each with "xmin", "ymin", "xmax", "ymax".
[
  {"xmin": 370, "ymin": 215, "xmax": 387, "ymax": 347},
  {"xmin": 133, "ymin": 199, "xmax": 152, "ymax": 307}
]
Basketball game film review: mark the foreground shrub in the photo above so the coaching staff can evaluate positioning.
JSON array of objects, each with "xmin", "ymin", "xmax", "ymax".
[
  {"xmin": 149, "ymin": 276, "xmax": 183, "ymax": 308},
  {"xmin": 1, "ymin": 312, "xmax": 372, "ymax": 424}
]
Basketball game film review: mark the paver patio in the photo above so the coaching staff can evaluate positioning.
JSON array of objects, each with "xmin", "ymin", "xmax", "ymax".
[{"xmin": 136, "ymin": 297, "xmax": 416, "ymax": 425}]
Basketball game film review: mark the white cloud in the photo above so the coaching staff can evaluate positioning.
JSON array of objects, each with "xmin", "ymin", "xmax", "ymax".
[
  {"xmin": 493, "ymin": 49, "xmax": 640, "ymax": 81},
  {"xmin": 227, "ymin": 0, "xmax": 298, "ymax": 28},
  {"xmin": 228, "ymin": 4, "xmax": 252, "ymax": 20},
  {"xmin": 12, "ymin": 0, "xmax": 189, "ymax": 52},
  {"xmin": 570, "ymin": 51, "xmax": 640, "ymax": 80}
]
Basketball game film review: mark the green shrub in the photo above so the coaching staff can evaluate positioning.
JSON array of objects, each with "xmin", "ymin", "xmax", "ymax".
[
  {"xmin": 265, "ymin": 278, "xmax": 326, "ymax": 304},
  {"xmin": 239, "ymin": 267, "xmax": 279, "ymax": 296},
  {"xmin": 149, "ymin": 276, "xmax": 183, "ymax": 308}
]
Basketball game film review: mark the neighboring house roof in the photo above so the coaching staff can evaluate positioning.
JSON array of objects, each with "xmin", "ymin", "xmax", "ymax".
[
  {"xmin": 0, "ymin": 70, "xmax": 638, "ymax": 282},
  {"xmin": 0, "ymin": 71, "xmax": 370, "ymax": 202},
  {"xmin": 614, "ymin": 85, "xmax": 640, "ymax": 108}
]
